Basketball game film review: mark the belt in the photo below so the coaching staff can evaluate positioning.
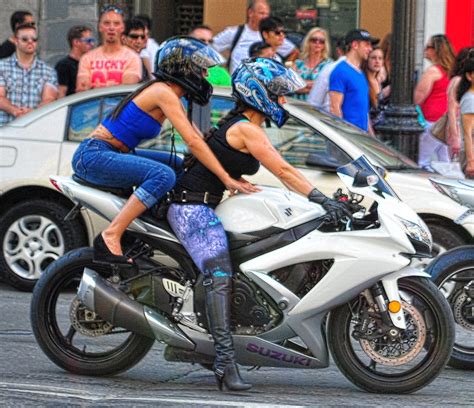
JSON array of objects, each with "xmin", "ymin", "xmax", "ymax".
[
  {"xmin": 92, "ymin": 133, "xmax": 130, "ymax": 153},
  {"xmin": 167, "ymin": 190, "xmax": 222, "ymax": 205}
]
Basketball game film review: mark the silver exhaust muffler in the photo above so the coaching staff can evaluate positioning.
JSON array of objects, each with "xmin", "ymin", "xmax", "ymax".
[{"xmin": 77, "ymin": 268, "xmax": 194, "ymax": 350}]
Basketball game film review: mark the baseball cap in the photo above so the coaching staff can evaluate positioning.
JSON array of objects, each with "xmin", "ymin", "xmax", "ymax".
[{"xmin": 345, "ymin": 29, "xmax": 379, "ymax": 45}]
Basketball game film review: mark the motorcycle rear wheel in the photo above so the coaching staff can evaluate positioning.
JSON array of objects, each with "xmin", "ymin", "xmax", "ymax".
[
  {"xmin": 432, "ymin": 254, "xmax": 474, "ymax": 370},
  {"xmin": 328, "ymin": 277, "xmax": 454, "ymax": 394},
  {"xmin": 30, "ymin": 247, "xmax": 155, "ymax": 376}
]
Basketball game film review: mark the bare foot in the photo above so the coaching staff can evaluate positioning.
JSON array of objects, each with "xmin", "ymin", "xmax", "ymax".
[{"xmin": 101, "ymin": 230, "xmax": 123, "ymax": 256}]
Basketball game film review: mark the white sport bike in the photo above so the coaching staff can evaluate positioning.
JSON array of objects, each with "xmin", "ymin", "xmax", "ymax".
[{"xmin": 31, "ymin": 156, "xmax": 454, "ymax": 393}]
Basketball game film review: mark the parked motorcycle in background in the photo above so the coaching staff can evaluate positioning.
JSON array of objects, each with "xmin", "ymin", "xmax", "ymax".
[
  {"xmin": 30, "ymin": 156, "xmax": 455, "ymax": 393},
  {"xmin": 427, "ymin": 178, "xmax": 474, "ymax": 369}
]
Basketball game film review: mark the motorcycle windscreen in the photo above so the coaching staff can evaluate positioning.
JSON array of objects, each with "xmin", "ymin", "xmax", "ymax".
[{"xmin": 336, "ymin": 155, "xmax": 400, "ymax": 201}]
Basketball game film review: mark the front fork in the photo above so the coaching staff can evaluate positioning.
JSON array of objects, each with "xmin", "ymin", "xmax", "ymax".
[{"xmin": 368, "ymin": 266, "xmax": 432, "ymax": 330}]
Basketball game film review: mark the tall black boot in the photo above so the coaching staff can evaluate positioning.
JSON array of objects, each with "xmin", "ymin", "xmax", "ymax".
[{"xmin": 204, "ymin": 277, "xmax": 252, "ymax": 392}]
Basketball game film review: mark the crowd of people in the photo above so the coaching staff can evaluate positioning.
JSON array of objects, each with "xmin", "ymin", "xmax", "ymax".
[{"xmin": 0, "ymin": 1, "xmax": 472, "ymax": 177}]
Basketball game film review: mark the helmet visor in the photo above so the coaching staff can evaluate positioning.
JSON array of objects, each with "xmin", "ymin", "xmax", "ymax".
[
  {"xmin": 266, "ymin": 67, "xmax": 306, "ymax": 96},
  {"xmin": 191, "ymin": 45, "xmax": 225, "ymax": 69},
  {"xmin": 246, "ymin": 58, "xmax": 306, "ymax": 96}
]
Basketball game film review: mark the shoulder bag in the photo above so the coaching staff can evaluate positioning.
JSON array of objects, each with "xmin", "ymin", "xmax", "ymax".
[{"xmin": 430, "ymin": 113, "xmax": 448, "ymax": 144}]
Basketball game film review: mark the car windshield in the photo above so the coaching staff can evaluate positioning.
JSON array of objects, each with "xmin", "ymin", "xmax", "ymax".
[{"xmin": 293, "ymin": 104, "xmax": 420, "ymax": 171}]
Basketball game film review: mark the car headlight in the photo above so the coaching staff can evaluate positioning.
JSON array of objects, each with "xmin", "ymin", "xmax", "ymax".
[
  {"xmin": 397, "ymin": 216, "xmax": 433, "ymax": 250},
  {"xmin": 429, "ymin": 180, "xmax": 461, "ymax": 205}
]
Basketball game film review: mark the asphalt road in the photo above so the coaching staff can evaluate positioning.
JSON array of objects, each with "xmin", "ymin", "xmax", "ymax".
[{"xmin": 1, "ymin": 282, "xmax": 473, "ymax": 407}]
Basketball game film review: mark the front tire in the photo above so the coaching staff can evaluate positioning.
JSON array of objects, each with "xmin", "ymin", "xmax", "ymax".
[
  {"xmin": 328, "ymin": 277, "xmax": 454, "ymax": 393},
  {"xmin": 30, "ymin": 247, "xmax": 154, "ymax": 376},
  {"xmin": 0, "ymin": 199, "xmax": 87, "ymax": 291}
]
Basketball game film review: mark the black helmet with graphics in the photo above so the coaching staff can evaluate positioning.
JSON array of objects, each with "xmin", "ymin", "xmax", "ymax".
[{"xmin": 154, "ymin": 36, "xmax": 224, "ymax": 105}]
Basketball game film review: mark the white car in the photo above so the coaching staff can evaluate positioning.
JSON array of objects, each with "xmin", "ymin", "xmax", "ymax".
[{"xmin": 0, "ymin": 85, "xmax": 472, "ymax": 290}]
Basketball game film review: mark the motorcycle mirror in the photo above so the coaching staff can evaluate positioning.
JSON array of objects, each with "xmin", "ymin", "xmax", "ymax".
[{"xmin": 353, "ymin": 170, "xmax": 379, "ymax": 188}]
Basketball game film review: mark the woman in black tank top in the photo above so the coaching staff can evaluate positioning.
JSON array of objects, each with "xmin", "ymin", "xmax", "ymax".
[{"xmin": 166, "ymin": 58, "xmax": 351, "ymax": 392}]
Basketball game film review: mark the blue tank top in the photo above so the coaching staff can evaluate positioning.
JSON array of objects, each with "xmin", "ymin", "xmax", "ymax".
[{"xmin": 102, "ymin": 100, "xmax": 162, "ymax": 149}]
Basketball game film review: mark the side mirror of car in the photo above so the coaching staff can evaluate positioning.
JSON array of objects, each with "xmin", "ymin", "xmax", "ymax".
[{"xmin": 305, "ymin": 153, "xmax": 342, "ymax": 172}]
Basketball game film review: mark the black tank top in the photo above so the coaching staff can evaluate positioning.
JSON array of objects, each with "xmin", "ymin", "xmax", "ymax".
[{"xmin": 175, "ymin": 114, "xmax": 260, "ymax": 200}]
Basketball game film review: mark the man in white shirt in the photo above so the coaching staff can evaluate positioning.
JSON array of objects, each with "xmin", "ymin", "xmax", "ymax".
[
  {"xmin": 212, "ymin": 0, "xmax": 297, "ymax": 73},
  {"xmin": 307, "ymin": 38, "xmax": 347, "ymax": 112}
]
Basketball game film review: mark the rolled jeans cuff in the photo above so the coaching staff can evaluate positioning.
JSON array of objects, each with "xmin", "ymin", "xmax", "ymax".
[{"xmin": 134, "ymin": 186, "xmax": 159, "ymax": 209}]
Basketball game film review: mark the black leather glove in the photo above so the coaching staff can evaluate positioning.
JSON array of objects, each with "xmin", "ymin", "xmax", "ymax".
[{"xmin": 308, "ymin": 188, "xmax": 352, "ymax": 223}]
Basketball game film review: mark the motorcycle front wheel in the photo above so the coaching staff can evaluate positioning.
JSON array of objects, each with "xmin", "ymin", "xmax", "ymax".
[
  {"xmin": 30, "ymin": 247, "xmax": 155, "ymax": 376},
  {"xmin": 328, "ymin": 277, "xmax": 454, "ymax": 394}
]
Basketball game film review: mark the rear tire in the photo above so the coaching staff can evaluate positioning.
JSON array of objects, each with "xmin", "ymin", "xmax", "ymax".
[
  {"xmin": 328, "ymin": 277, "xmax": 454, "ymax": 393},
  {"xmin": 31, "ymin": 247, "xmax": 155, "ymax": 376}
]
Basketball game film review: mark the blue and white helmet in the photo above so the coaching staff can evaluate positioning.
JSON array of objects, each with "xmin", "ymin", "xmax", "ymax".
[{"xmin": 231, "ymin": 58, "xmax": 305, "ymax": 127}]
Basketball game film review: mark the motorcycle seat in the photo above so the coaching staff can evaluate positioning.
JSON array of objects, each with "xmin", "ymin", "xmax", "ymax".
[{"xmin": 72, "ymin": 174, "xmax": 134, "ymax": 198}]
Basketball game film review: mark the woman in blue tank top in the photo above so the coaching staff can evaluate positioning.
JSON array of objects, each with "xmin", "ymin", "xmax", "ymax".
[
  {"xmin": 166, "ymin": 58, "xmax": 352, "ymax": 392},
  {"xmin": 71, "ymin": 36, "xmax": 257, "ymax": 264}
]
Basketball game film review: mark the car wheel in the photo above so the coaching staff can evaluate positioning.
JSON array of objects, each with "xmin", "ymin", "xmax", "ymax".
[
  {"xmin": 0, "ymin": 199, "xmax": 87, "ymax": 291},
  {"xmin": 427, "ymin": 223, "xmax": 467, "ymax": 256}
]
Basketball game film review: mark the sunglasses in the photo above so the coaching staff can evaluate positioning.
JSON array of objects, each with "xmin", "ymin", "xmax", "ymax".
[
  {"xmin": 100, "ymin": 5, "xmax": 124, "ymax": 14},
  {"xmin": 80, "ymin": 37, "xmax": 95, "ymax": 44},
  {"xmin": 425, "ymin": 45, "xmax": 434, "ymax": 49},
  {"xmin": 18, "ymin": 36, "xmax": 38, "ymax": 43},
  {"xmin": 197, "ymin": 38, "xmax": 213, "ymax": 45},
  {"xmin": 128, "ymin": 33, "xmax": 146, "ymax": 40},
  {"xmin": 310, "ymin": 37, "xmax": 325, "ymax": 44},
  {"xmin": 272, "ymin": 30, "xmax": 286, "ymax": 36}
]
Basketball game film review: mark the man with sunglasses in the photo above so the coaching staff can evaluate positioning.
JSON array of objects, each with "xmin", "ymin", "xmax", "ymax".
[
  {"xmin": 329, "ymin": 29, "xmax": 379, "ymax": 134},
  {"xmin": 134, "ymin": 14, "xmax": 160, "ymax": 78},
  {"xmin": 55, "ymin": 26, "xmax": 95, "ymax": 97},
  {"xmin": 259, "ymin": 17, "xmax": 288, "ymax": 63},
  {"xmin": 0, "ymin": 10, "xmax": 35, "ymax": 59},
  {"xmin": 123, "ymin": 18, "xmax": 149, "ymax": 82},
  {"xmin": 0, "ymin": 23, "xmax": 58, "ymax": 127},
  {"xmin": 76, "ymin": 5, "xmax": 141, "ymax": 92}
]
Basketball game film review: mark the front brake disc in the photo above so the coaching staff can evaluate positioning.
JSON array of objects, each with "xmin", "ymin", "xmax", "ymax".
[{"xmin": 359, "ymin": 301, "xmax": 426, "ymax": 366}]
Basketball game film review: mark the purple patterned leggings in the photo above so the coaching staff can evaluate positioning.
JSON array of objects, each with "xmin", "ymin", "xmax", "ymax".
[{"xmin": 167, "ymin": 203, "xmax": 232, "ymax": 279}]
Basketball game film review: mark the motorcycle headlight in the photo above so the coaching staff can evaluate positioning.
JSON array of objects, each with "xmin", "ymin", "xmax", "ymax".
[{"xmin": 397, "ymin": 216, "xmax": 432, "ymax": 252}]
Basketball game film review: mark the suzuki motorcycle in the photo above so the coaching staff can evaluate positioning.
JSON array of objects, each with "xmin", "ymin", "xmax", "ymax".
[
  {"xmin": 427, "ymin": 177, "xmax": 474, "ymax": 369},
  {"xmin": 31, "ymin": 156, "xmax": 454, "ymax": 394}
]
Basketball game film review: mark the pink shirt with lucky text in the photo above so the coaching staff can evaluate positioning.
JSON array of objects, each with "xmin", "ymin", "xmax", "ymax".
[{"xmin": 77, "ymin": 46, "xmax": 142, "ymax": 89}]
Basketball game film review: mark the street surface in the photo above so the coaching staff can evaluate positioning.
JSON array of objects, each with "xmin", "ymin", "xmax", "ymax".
[{"xmin": 1, "ymin": 282, "xmax": 473, "ymax": 407}]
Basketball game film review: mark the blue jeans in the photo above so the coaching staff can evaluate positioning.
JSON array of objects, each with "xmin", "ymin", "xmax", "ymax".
[{"xmin": 72, "ymin": 138, "xmax": 183, "ymax": 208}]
